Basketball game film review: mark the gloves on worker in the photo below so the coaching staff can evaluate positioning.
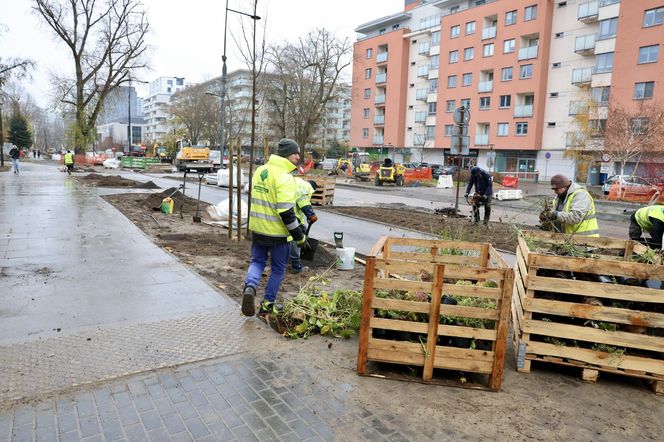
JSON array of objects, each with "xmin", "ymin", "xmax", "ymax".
[
  {"xmin": 550, "ymin": 210, "xmax": 558, "ymax": 220},
  {"xmin": 307, "ymin": 214, "xmax": 318, "ymax": 223},
  {"xmin": 297, "ymin": 236, "xmax": 312, "ymax": 252}
]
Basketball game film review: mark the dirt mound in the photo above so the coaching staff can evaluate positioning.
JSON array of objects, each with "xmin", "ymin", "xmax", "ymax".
[
  {"xmin": 143, "ymin": 187, "xmax": 201, "ymax": 213},
  {"xmin": 79, "ymin": 173, "xmax": 160, "ymax": 189},
  {"xmin": 144, "ymin": 165, "xmax": 173, "ymax": 174}
]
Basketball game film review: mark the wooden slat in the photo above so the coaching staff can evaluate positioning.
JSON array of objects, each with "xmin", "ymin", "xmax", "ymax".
[
  {"xmin": 443, "ymin": 284, "xmax": 502, "ymax": 300},
  {"xmin": 388, "ymin": 251, "xmax": 480, "ymax": 266},
  {"xmin": 525, "ymin": 298, "xmax": 664, "ymax": 328},
  {"xmin": 357, "ymin": 257, "xmax": 376, "ymax": 374},
  {"xmin": 527, "ymin": 275, "xmax": 664, "ymax": 303},
  {"xmin": 526, "ymin": 341, "xmax": 664, "ymax": 376},
  {"xmin": 443, "ymin": 266, "xmax": 507, "ymax": 281},
  {"xmin": 387, "ymin": 237, "xmax": 484, "ymax": 251},
  {"xmin": 372, "ymin": 297, "xmax": 431, "ymax": 314},
  {"xmin": 433, "ymin": 346, "xmax": 494, "ymax": 373},
  {"xmin": 523, "ymin": 231, "xmax": 631, "ymax": 250},
  {"xmin": 523, "ymin": 319, "xmax": 664, "ymax": 353},
  {"xmin": 369, "ymin": 236, "xmax": 388, "ymax": 258},
  {"xmin": 370, "ymin": 317, "xmax": 428, "ymax": 334},
  {"xmin": 424, "ymin": 264, "xmax": 445, "ymax": 381},
  {"xmin": 489, "ymin": 247, "xmax": 508, "ymax": 269},
  {"xmin": 372, "ymin": 278, "xmax": 432, "ymax": 292},
  {"xmin": 440, "ymin": 305, "xmax": 500, "ymax": 320},
  {"xmin": 516, "ymin": 246, "xmax": 529, "ymax": 284},
  {"xmin": 491, "ymin": 269, "xmax": 514, "ymax": 390},
  {"xmin": 375, "ymin": 259, "xmax": 435, "ymax": 275},
  {"xmin": 367, "ymin": 338, "xmax": 426, "ymax": 366},
  {"xmin": 437, "ymin": 324, "xmax": 498, "ymax": 340},
  {"xmin": 529, "ymin": 253, "xmax": 664, "ymax": 280}
]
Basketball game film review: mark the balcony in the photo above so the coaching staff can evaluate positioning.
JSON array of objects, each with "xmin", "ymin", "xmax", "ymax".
[
  {"xmin": 375, "ymin": 73, "xmax": 387, "ymax": 84},
  {"xmin": 417, "ymin": 66, "xmax": 429, "ymax": 78},
  {"xmin": 517, "ymin": 45, "xmax": 538, "ymax": 61},
  {"xmin": 514, "ymin": 105, "xmax": 534, "ymax": 117},
  {"xmin": 478, "ymin": 80, "xmax": 493, "ymax": 93},
  {"xmin": 578, "ymin": 1, "xmax": 599, "ymax": 23},
  {"xmin": 374, "ymin": 94, "xmax": 386, "ymax": 105},
  {"xmin": 373, "ymin": 115, "xmax": 385, "ymax": 125},
  {"xmin": 416, "ymin": 89, "xmax": 428, "ymax": 101},
  {"xmin": 376, "ymin": 52, "xmax": 388, "ymax": 64},
  {"xmin": 568, "ymin": 102, "xmax": 588, "ymax": 116},
  {"xmin": 481, "ymin": 26, "xmax": 497, "ymax": 40},
  {"xmin": 372, "ymin": 136, "xmax": 384, "ymax": 145},
  {"xmin": 574, "ymin": 34, "xmax": 596, "ymax": 54},
  {"xmin": 475, "ymin": 134, "xmax": 489, "ymax": 145},
  {"xmin": 572, "ymin": 67, "xmax": 594, "ymax": 85}
]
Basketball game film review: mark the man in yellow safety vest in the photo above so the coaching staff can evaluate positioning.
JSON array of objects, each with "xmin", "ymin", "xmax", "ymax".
[
  {"xmin": 242, "ymin": 139, "xmax": 310, "ymax": 316},
  {"xmin": 64, "ymin": 150, "xmax": 75, "ymax": 175},
  {"xmin": 630, "ymin": 205, "xmax": 664, "ymax": 249},
  {"xmin": 290, "ymin": 177, "xmax": 318, "ymax": 273},
  {"xmin": 544, "ymin": 174, "xmax": 600, "ymax": 237}
]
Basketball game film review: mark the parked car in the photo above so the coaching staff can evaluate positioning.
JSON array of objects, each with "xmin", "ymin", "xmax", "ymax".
[
  {"xmin": 322, "ymin": 158, "xmax": 339, "ymax": 170},
  {"xmin": 602, "ymin": 175, "xmax": 650, "ymax": 195},
  {"xmin": 438, "ymin": 165, "xmax": 459, "ymax": 176},
  {"xmin": 429, "ymin": 164, "xmax": 444, "ymax": 179},
  {"xmin": 102, "ymin": 158, "xmax": 121, "ymax": 169},
  {"xmin": 205, "ymin": 166, "xmax": 247, "ymax": 188}
]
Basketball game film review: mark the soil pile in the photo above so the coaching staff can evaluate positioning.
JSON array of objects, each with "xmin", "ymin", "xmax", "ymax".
[
  {"xmin": 143, "ymin": 187, "xmax": 200, "ymax": 213},
  {"xmin": 78, "ymin": 173, "xmax": 160, "ymax": 189}
]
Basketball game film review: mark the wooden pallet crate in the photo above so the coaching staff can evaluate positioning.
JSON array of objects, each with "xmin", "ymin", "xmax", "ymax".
[
  {"xmin": 309, "ymin": 177, "xmax": 335, "ymax": 206},
  {"xmin": 512, "ymin": 231, "xmax": 664, "ymax": 393},
  {"xmin": 357, "ymin": 236, "xmax": 514, "ymax": 391}
]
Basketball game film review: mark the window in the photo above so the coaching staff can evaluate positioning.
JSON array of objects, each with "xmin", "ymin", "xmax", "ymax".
[
  {"xmin": 643, "ymin": 7, "xmax": 664, "ymax": 27},
  {"xmin": 504, "ymin": 39, "xmax": 516, "ymax": 53},
  {"xmin": 505, "ymin": 10, "xmax": 517, "ymax": 25},
  {"xmin": 634, "ymin": 81, "xmax": 654, "ymax": 99},
  {"xmin": 392, "ymin": 24, "xmax": 400, "ymax": 30},
  {"xmin": 501, "ymin": 67, "xmax": 513, "ymax": 81},
  {"xmin": 451, "ymin": 25, "xmax": 460, "ymax": 38},
  {"xmin": 590, "ymin": 119, "xmax": 607, "ymax": 136},
  {"xmin": 365, "ymin": 68, "xmax": 372, "ymax": 79},
  {"xmin": 430, "ymin": 55, "xmax": 440, "ymax": 69},
  {"xmin": 429, "ymin": 78, "xmax": 438, "ymax": 92},
  {"xmin": 631, "ymin": 118, "xmax": 649, "ymax": 135},
  {"xmin": 426, "ymin": 125, "xmax": 436, "ymax": 139},
  {"xmin": 364, "ymin": 88, "xmax": 371, "ymax": 99},
  {"xmin": 362, "ymin": 128, "xmax": 369, "ymax": 138},
  {"xmin": 483, "ymin": 43, "xmax": 495, "ymax": 57},
  {"xmin": 592, "ymin": 86, "xmax": 610, "ymax": 105},
  {"xmin": 479, "ymin": 96, "xmax": 491, "ymax": 109},
  {"xmin": 448, "ymin": 75, "xmax": 458, "ymax": 88},
  {"xmin": 449, "ymin": 50, "xmax": 459, "ymax": 63},
  {"xmin": 499, "ymin": 95, "xmax": 511, "ymax": 108},
  {"xmin": 462, "ymin": 73, "xmax": 473, "ymax": 86},
  {"xmin": 415, "ymin": 112, "xmax": 427, "ymax": 123},
  {"xmin": 461, "ymin": 98, "xmax": 471, "ymax": 108},
  {"xmin": 363, "ymin": 108, "xmax": 370, "ymax": 118},
  {"xmin": 464, "ymin": 47, "xmax": 475, "ymax": 61},
  {"xmin": 516, "ymin": 122, "xmax": 528, "ymax": 135},
  {"xmin": 444, "ymin": 125, "xmax": 454, "ymax": 136},
  {"xmin": 600, "ymin": 0, "xmax": 619, "ymax": 5},
  {"xmin": 428, "ymin": 102, "xmax": 437, "ymax": 115},
  {"xmin": 366, "ymin": 48, "xmax": 373, "ymax": 59},
  {"xmin": 379, "ymin": 28, "xmax": 386, "ymax": 35},
  {"xmin": 638, "ymin": 45, "xmax": 659, "ymax": 64},
  {"xmin": 595, "ymin": 52, "xmax": 614, "ymax": 73},
  {"xmin": 520, "ymin": 64, "xmax": 533, "ymax": 79},
  {"xmin": 598, "ymin": 18, "xmax": 618, "ymax": 40},
  {"xmin": 419, "ymin": 42, "xmax": 431, "ymax": 55},
  {"xmin": 446, "ymin": 100, "xmax": 456, "ymax": 112},
  {"xmin": 525, "ymin": 5, "xmax": 537, "ymax": 21},
  {"xmin": 432, "ymin": 30, "xmax": 441, "ymax": 45},
  {"xmin": 466, "ymin": 21, "xmax": 476, "ymax": 35}
]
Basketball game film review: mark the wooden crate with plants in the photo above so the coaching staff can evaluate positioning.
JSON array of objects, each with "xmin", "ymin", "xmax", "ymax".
[
  {"xmin": 309, "ymin": 177, "xmax": 335, "ymax": 206},
  {"xmin": 357, "ymin": 236, "xmax": 514, "ymax": 391},
  {"xmin": 512, "ymin": 230, "xmax": 664, "ymax": 393}
]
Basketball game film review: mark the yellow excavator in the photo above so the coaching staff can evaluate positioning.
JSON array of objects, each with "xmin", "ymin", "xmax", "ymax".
[
  {"xmin": 332, "ymin": 151, "xmax": 371, "ymax": 181},
  {"xmin": 375, "ymin": 158, "xmax": 406, "ymax": 186},
  {"xmin": 174, "ymin": 139, "xmax": 213, "ymax": 172}
]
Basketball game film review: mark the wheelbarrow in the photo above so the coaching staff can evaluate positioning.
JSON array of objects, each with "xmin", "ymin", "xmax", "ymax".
[{"xmin": 300, "ymin": 220, "xmax": 319, "ymax": 261}]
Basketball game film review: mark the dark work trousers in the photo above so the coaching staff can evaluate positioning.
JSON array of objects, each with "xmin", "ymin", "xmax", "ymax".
[{"xmin": 472, "ymin": 195, "xmax": 492, "ymax": 224}]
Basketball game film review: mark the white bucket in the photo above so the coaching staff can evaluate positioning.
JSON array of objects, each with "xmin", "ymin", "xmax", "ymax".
[{"xmin": 335, "ymin": 247, "xmax": 355, "ymax": 270}]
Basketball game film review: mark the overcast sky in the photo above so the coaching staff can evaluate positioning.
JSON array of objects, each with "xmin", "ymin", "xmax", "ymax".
[{"xmin": 2, "ymin": 0, "xmax": 403, "ymax": 107}]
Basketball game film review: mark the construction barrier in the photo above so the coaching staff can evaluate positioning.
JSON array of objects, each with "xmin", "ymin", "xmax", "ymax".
[
  {"xmin": 403, "ymin": 167, "xmax": 432, "ymax": 182},
  {"xmin": 502, "ymin": 176, "xmax": 519, "ymax": 188},
  {"xmin": 121, "ymin": 157, "xmax": 161, "ymax": 169}
]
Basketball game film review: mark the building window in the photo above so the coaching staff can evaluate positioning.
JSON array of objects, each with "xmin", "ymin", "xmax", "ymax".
[
  {"xmin": 634, "ymin": 81, "xmax": 654, "ymax": 99},
  {"xmin": 483, "ymin": 43, "xmax": 495, "ymax": 57},
  {"xmin": 598, "ymin": 18, "xmax": 618, "ymax": 40},
  {"xmin": 479, "ymin": 96, "xmax": 491, "ymax": 109},
  {"xmin": 362, "ymin": 128, "xmax": 369, "ymax": 138},
  {"xmin": 497, "ymin": 123, "xmax": 509, "ymax": 136},
  {"xmin": 426, "ymin": 125, "xmax": 436, "ymax": 139},
  {"xmin": 444, "ymin": 124, "xmax": 454, "ymax": 136},
  {"xmin": 449, "ymin": 50, "xmax": 459, "ymax": 63},
  {"xmin": 592, "ymin": 86, "xmax": 610, "ymax": 105},
  {"xmin": 643, "ymin": 7, "xmax": 664, "ymax": 27},
  {"xmin": 365, "ymin": 68, "xmax": 372, "ymax": 79},
  {"xmin": 524, "ymin": 5, "xmax": 537, "ymax": 21},
  {"xmin": 448, "ymin": 75, "xmax": 458, "ymax": 88},
  {"xmin": 446, "ymin": 100, "xmax": 456, "ymax": 112},
  {"xmin": 462, "ymin": 73, "xmax": 473, "ymax": 86},
  {"xmin": 505, "ymin": 10, "xmax": 517, "ymax": 25},
  {"xmin": 631, "ymin": 118, "xmax": 649, "ymax": 135},
  {"xmin": 516, "ymin": 122, "xmax": 528, "ymax": 135},
  {"xmin": 638, "ymin": 45, "xmax": 659, "ymax": 64},
  {"xmin": 466, "ymin": 21, "xmax": 476, "ymax": 35},
  {"xmin": 430, "ymin": 54, "xmax": 440, "ymax": 69},
  {"xmin": 464, "ymin": 47, "xmax": 475, "ymax": 61},
  {"xmin": 366, "ymin": 48, "xmax": 373, "ymax": 59},
  {"xmin": 363, "ymin": 108, "xmax": 370, "ymax": 118},
  {"xmin": 415, "ymin": 112, "xmax": 427, "ymax": 123},
  {"xmin": 451, "ymin": 25, "xmax": 460, "ymax": 38},
  {"xmin": 501, "ymin": 67, "xmax": 513, "ymax": 81},
  {"xmin": 499, "ymin": 95, "xmax": 511, "ymax": 108},
  {"xmin": 432, "ymin": 30, "xmax": 441, "ymax": 45},
  {"xmin": 429, "ymin": 78, "xmax": 438, "ymax": 92},
  {"xmin": 419, "ymin": 42, "xmax": 431, "ymax": 55},
  {"xmin": 595, "ymin": 52, "xmax": 614, "ymax": 73},
  {"xmin": 504, "ymin": 39, "xmax": 515, "ymax": 53},
  {"xmin": 520, "ymin": 64, "xmax": 533, "ymax": 79},
  {"xmin": 460, "ymin": 98, "xmax": 471, "ymax": 108},
  {"xmin": 364, "ymin": 88, "xmax": 371, "ymax": 99},
  {"xmin": 428, "ymin": 102, "xmax": 437, "ymax": 115}
]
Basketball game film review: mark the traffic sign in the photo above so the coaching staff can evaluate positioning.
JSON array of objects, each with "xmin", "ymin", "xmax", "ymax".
[
  {"xmin": 601, "ymin": 153, "xmax": 611, "ymax": 162},
  {"xmin": 453, "ymin": 106, "xmax": 471, "ymax": 125},
  {"xmin": 545, "ymin": 151, "xmax": 551, "ymax": 160}
]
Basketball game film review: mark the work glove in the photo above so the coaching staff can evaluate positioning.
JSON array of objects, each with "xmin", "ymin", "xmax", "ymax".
[
  {"xmin": 307, "ymin": 214, "xmax": 318, "ymax": 223},
  {"xmin": 539, "ymin": 209, "xmax": 553, "ymax": 223},
  {"xmin": 550, "ymin": 210, "xmax": 558, "ymax": 220},
  {"xmin": 297, "ymin": 236, "xmax": 312, "ymax": 252}
]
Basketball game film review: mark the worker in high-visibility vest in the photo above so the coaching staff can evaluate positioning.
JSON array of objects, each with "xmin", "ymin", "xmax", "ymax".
[
  {"xmin": 242, "ymin": 138, "xmax": 310, "ymax": 317},
  {"xmin": 64, "ymin": 150, "xmax": 75, "ymax": 175},
  {"xmin": 542, "ymin": 174, "xmax": 600, "ymax": 237},
  {"xmin": 290, "ymin": 177, "xmax": 318, "ymax": 273},
  {"xmin": 629, "ymin": 205, "xmax": 664, "ymax": 249}
]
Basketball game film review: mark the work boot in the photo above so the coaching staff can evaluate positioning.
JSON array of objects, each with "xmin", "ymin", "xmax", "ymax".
[
  {"xmin": 258, "ymin": 301, "xmax": 283, "ymax": 316},
  {"xmin": 241, "ymin": 285, "xmax": 256, "ymax": 316}
]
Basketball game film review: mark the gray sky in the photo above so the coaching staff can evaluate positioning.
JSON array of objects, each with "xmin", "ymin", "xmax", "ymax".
[{"xmin": 2, "ymin": 0, "xmax": 402, "ymax": 106}]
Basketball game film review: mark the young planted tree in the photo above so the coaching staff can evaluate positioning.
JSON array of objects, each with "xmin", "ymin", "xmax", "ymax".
[
  {"xmin": 34, "ymin": 0, "xmax": 149, "ymax": 153},
  {"xmin": 8, "ymin": 112, "xmax": 33, "ymax": 149}
]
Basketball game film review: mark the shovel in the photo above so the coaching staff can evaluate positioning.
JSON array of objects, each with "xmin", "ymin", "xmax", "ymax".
[{"xmin": 300, "ymin": 220, "xmax": 319, "ymax": 261}]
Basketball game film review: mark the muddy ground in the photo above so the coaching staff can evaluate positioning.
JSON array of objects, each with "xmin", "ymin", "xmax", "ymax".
[{"xmin": 77, "ymin": 173, "xmax": 160, "ymax": 189}]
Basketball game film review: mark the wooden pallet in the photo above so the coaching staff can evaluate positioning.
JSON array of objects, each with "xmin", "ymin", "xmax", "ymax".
[
  {"xmin": 357, "ymin": 236, "xmax": 514, "ymax": 391},
  {"xmin": 512, "ymin": 231, "xmax": 664, "ymax": 394},
  {"xmin": 309, "ymin": 177, "xmax": 335, "ymax": 206}
]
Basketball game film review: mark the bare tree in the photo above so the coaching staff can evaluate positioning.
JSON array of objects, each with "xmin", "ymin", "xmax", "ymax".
[
  {"xmin": 34, "ymin": 0, "xmax": 149, "ymax": 153},
  {"xmin": 168, "ymin": 85, "xmax": 218, "ymax": 145},
  {"xmin": 0, "ymin": 25, "xmax": 35, "ymax": 89},
  {"xmin": 265, "ymin": 28, "xmax": 352, "ymax": 158}
]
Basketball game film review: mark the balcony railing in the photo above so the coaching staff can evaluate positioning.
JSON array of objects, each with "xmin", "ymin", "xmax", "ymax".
[
  {"xmin": 574, "ymin": 34, "xmax": 596, "ymax": 54},
  {"xmin": 373, "ymin": 115, "xmax": 385, "ymax": 125},
  {"xmin": 568, "ymin": 101, "xmax": 588, "ymax": 116},
  {"xmin": 417, "ymin": 67, "xmax": 429, "ymax": 78},
  {"xmin": 478, "ymin": 80, "xmax": 493, "ymax": 93},
  {"xmin": 376, "ymin": 52, "xmax": 388, "ymax": 63},
  {"xmin": 372, "ymin": 136, "xmax": 384, "ymax": 145},
  {"xmin": 571, "ymin": 67, "xmax": 594, "ymax": 85},
  {"xmin": 517, "ymin": 45, "xmax": 538, "ymax": 61},
  {"xmin": 475, "ymin": 134, "xmax": 489, "ymax": 145},
  {"xmin": 374, "ymin": 94, "xmax": 386, "ymax": 105},
  {"xmin": 514, "ymin": 104, "xmax": 534, "ymax": 117},
  {"xmin": 416, "ymin": 89, "xmax": 428, "ymax": 101},
  {"xmin": 481, "ymin": 26, "xmax": 497, "ymax": 40},
  {"xmin": 578, "ymin": 0, "xmax": 599, "ymax": 23},
  {"xmin": 376, "ymin": 73, "xmax": 387, "ymax": 84}
]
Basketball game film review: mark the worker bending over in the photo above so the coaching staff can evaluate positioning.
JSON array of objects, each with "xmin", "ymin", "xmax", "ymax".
[{"xmin": 630, "ymin": 205, "xmax": 664, "ymax": 249}]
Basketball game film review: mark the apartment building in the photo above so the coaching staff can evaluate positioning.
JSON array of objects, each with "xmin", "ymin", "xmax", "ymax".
[
  {"xmin": 97, "ymin": 85, "xmax": 146, "ymax": 147},
  {"xmin": 351, "ymin": 0, "xmax": 664, "ymax": 181},
  {"xmin": 310, "ymin": 83, "xmax": 352, "ymax": 149},
  {"xmin": 143, "ymin": 77, "xmax": 191, "ymax": 143}
]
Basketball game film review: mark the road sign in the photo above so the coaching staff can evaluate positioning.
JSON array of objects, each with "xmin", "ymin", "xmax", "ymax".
[
  {"xmin": 601, "ymin": 153, "xmax": 611, "ymax": 162},
  {"xmin": 450, "ymin": 136, "xmax": 470, "ymax": 155},
  {"xmin": 453, "ymin": 106, "xmax": 471, "ymax": 125},
  {"xmin": 545, "ymin": 151, "xmax": 551, "ymax": 160}
]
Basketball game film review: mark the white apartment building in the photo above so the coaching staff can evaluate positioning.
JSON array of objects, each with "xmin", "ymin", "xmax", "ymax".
[{"xmin": 143, "ymin": 77, "xmax": 192, "ymax": 143}]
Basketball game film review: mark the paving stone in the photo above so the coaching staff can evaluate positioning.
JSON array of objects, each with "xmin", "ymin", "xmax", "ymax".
[
  {"xmin": 185, "ymin": 388, "xmax": 209, "ymax": 407},
  {"xmin": 174, "ymin": 401, "xmax": 198, "ymax": 421},
  {"xmin": 127, "ymin": 381, "xmax": 148, "ymax": 397},
  {"xmin": 100, "ymin": 418, "xmax": 125, "ymax": 441},
  {"xmin": 79, "ymin": 416, "xmax": 101, "ymax": 438},
  {"xmin": 166, "ymin": 387, "xmax": 188, "ymax": 404},
  {"xmin": 162, "ymin": 413, "xmax": 186, "ymax": 435},
  {"xmin": 230, "ymin": 424, "xmax": 260, "ymax": 442},
  {"xmin": 58, "ymin": 431, "xmax": 81, "ymax": 442},
  {"xmin": 123, "ymin": 423, "xmax": 148, "ymax": 442},
  {"xmin": 207, "ymin": 421, "xmax": 232, "ymax": 439},
  {"xmin": 250, "ymin": 399, "xmax": 275, "ymax": 418},
  {"xmin": 117, "ymin": 404, "xmax": 141, "ymax": 426},
  {"xmin": 35, "ymin": 427, "xmax": 57, "ymax": 442},
  {"xmin": 12, "ymin": 406, "xmax": 34, "ymax": 427},
  {"xmin": 147, "ymin": 384, "xmax": 166, "ymax": 399},
  {"xmin": 266, "ymin": 414, "xmax": 293, "ymax": 436},
  {"xmin": 206, "ymin": 394, "xmax": 231, "ymax": 413},
  {"xmin": 240, "ymin": 410, "xmax": 268, "ymax": 431},
  {"xmin": 146, "ymin": 427, "xmax": 170, "ymax": 441},
  {"xmin": 254, "ymin": 426, "xmax": 281, "ymax": 442},
  {"xmin": 312, "ymin": 422, "xmax": 335, "ymax": 442},
  {"xmin": 139, "ymin": 410, "xmax": 162, "ymax": 431},
  {"xmin": 81, "ymin": 434, "xmax": 104, "ymax": 442},
  {"xmin": 11, "ymin": 424, "xmax": 33, "ymax": 442},
  {"xmin": 183, "ymin": 417, "xmax": 209, "ymax": 439},
  {"xmin": 288, "ymin": 418, "xmax": 317, "ymax": 440},
  {"xmin": 152, "ymin": 397, "xmax": 176, "ymax": 417},
  {"xmin": 221, "ymin": 409, "xmax": 244, "ymax": 429},
  {"xmin": 133, "ymin": 395, "xmax": 154, "ymax": 413}
]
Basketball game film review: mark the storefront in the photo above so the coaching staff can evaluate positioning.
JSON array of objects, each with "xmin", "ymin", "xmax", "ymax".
[
  {"xmin": 443, "ymin": 149, "xmax": 478, "ymax": 169},
  {"xmin": 495, "ymin": 150, "xmax": 539, "ymax": 181}
]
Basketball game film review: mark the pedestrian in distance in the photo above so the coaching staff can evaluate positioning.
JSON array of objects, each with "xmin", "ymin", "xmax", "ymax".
[
  {"xmin": 242, "ymin": 138, "xmax": 311, "ymax": 317},
  {"xmin": 464, "ymin": 166, "xmax": 493, "ymax": 225},
  {"xmin": 64, "ymin": 150, "xmax": 75, "ymax": 175},
  {"xmin": 37, "ymin": 150, "xmax": 41, "ymax": 159},
  {"xmin": 290, "ymin": 177, "xmax": 318, "ymax": 273},
  {"xmin": 9, "ymin": 145, "xmax": 21, "ymax": 174},
  {"xmin": 629, "ymin": 205, "xmax": 664, "ymax": 250},
  {"xmin": 541, "ymin": 174, "xmax": 599, "ymax": 237}
]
